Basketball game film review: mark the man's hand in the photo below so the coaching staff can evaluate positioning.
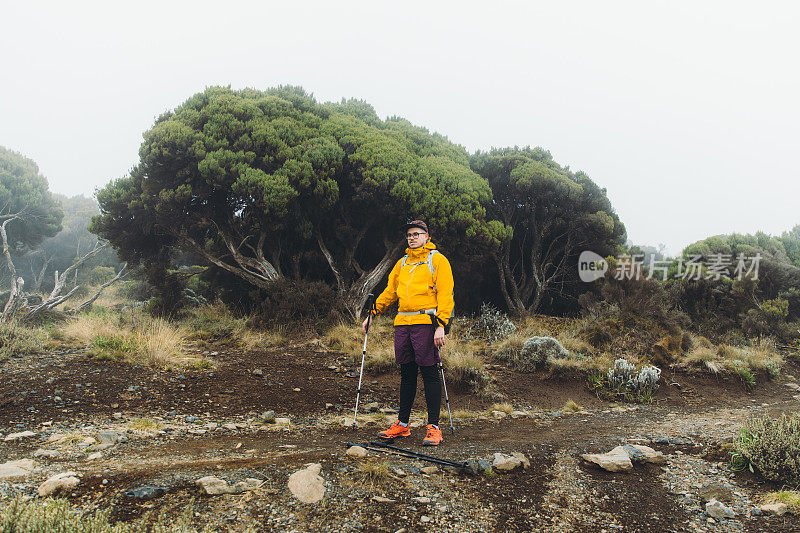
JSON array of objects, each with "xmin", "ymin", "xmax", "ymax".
[
  {"xmin": 434, "ymin": 326, "xmax": 446, "ymax": 348},
  {"xmin": 362, "ymin": 315, "xmax": 372, "ymax": 334}
]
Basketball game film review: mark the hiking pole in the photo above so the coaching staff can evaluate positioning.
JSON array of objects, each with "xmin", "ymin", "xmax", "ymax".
[
  {"xmin": 436, "ymin": 347, "xmax": 455, "ymax": 434},
  {"xmin": 352, "ymin": 294, "xmax": 376, "ymax": 430},
  {"xmin": 366, "ymin": 440, "xmax": 468, "ymax": 469}
]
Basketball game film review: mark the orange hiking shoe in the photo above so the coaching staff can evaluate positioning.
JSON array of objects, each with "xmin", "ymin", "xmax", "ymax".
[
  {"xmin": 378, "ymin": 421, "xmax": 411, "ymax": 439},
  {"xmin": 422, "ymin": 424, "xmax": 442, "ymax": 446}
]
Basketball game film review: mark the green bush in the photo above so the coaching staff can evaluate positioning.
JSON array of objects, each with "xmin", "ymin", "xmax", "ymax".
[
  {"xmin": 88, "ymin": 334, "xmax": 136, "ymax": 361},
  {"xmin": 88, "ymin": 266, "xmax": 116, "ymax": 285},
  {"xmin": 732, "ymin": 413, "xmax": 800, "ymax": 484}
]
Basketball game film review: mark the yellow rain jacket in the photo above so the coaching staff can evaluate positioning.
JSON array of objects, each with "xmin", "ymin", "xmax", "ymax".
[{"xmin": 373, "ymin": 241, "xmax": 454, "ymax": 327}]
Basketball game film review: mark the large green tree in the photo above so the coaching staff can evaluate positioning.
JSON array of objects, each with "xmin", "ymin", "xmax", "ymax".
[
  {"xmin": 0, "ymin": 147, "xmax": 63, "ymax": 252},
  {"xmin": 92, "ymin": 87, "xmax": 495, "ymax": 317},
  {"xmin": 471, "ymin": 147, "xmax": 626, "ymax": 314}
]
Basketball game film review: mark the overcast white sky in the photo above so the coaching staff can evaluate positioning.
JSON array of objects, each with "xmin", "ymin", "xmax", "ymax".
[{"xmin": 1, "ymin": 1, "xmax": 798, "ymax": 255}]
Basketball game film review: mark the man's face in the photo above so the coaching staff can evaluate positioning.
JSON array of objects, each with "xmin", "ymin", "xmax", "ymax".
[{"xmin": 406, "ymin": 227, "xmax": 428, "ymax": 249}]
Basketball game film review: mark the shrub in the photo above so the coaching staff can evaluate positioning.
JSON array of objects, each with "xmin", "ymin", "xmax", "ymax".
[
  {"xmin": 732, "ymin": 413, "xmax": 800, "ymax": 484},
  {"xmin": 256, "ymin": 279, "xmax": 345, "ymax": 331},
  {"xmin": 515, "ymin": 336, "xmax": 569, "ymax": 372},
  {"xmin": 88, "ymin": 266, "xmax": 116, "ymax": 285},
  {"xmin": 463, "ymin": 303, "xmax": 516, "ymax": 343},
  {"xmin": 589, "ymin": 358, "xmax": 661, "ymax": 403}
]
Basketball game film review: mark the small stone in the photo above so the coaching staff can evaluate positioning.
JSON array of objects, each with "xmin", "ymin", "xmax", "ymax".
[
  {"xmin": 420, "ymin": 515, "xmax": 431, "ymax": 523},
  {"xmin": 223, "ymin": 423, "xmax": 237, "ymax": 431},
  {"xmin": 342, "ymin": 417, "xmax": 356, "ymax": 427},
  {"xmin": 392, "ymin": 468, "xmax": 407, "ymax": 477},
  {"xmin": 346, "ymin": 445, "xmax": 368, "ymax": 458},
  {"xmin": 4, "ymin": 430, "xmax": 36, "ymax": 441},
  {"xmin": 38, "ymin": 472, "xmax": 80, "ymax": 497},
  {"xmin": 409, "ymin": 421, "xmax": 424, "ymax": 428},
  {"xmin": 112, "ymin": 412, "xmax": 123, "ymax": 419},
  {"xmin": 0, "ymin": 459, "xmax": 36, "ymax": 480},
  {"xmin": 363, "ymin": 402, "xmax": 379, "ymax": 412},
  {"xmin": 379, "ymin": 407, "xmax": 398, "ymax": 414},
  {"xmin": 196, "ymin": 476, "xmax": 233, "ymax": 495},
  {"xmin": 491, "ymin": 410, "xmax": 508, "ymax": 419},
  {"xmin": 86, "ymin": 452, "xmax": 102, "ymax": 461},
  {"xmin": 287, "ymin": 463, "xmax": 325, "ymax": 503},
  {"xmin": 325, "ymin": 403, "xmax": 334, "ymax": 410},
  {"xmin": 699, "ymin": 483, "xmax": 734, "ymax": 503},
  {"xmin": 420, "ymin": 466, "xmax": 438, "ymax": 475},
  {"xmin": 625, "ymin": 444, "xmax": 666, "ymax": 464},
  {"xmin": 97, "ymin": 430, "xmax": 126, "ymax": 446},
  {"xmin": 705, "ymin": 499, "xmax": 735, "ymax": 519},
  {"xmin": 759, "ymin": 502, "xmax": 789, "ymax": 516},
  {"xmin": 275, "ymin": 417, "xmax": 290, "ymax": 426},
  {"xmin": 261, "ymin": 410, "xmax": 276, "ymax": 422},
  {"xmin": 492, "ymin": 453, "xmax": 524, "ymax": 471},
  {"xmin": 785, "ymin": 382, "xmax": 800, "ymax": 390},
  {"xmin": 511, "ymin": 452, "xmax": 531, "ymax": 469},
  {"xmin": 372, "ymin": 496, "xmax": 396, "ymax": 503},
  {"xmin": 293, "ymin": 387, "xmax": 301, "ymax": 392},
  {"xmin": 413, "ymin": 496, "xmax": 431, "ymax": 504},
  {"xmin": 582, "ymin": 446, "xmax": 634, "ymax": 472},
  {"xmin": 510, "ymin": 411, "xmax": 528, "ymax": 419},
  {"xmin": 252, "ymin": 368, "xmax": 263, "ymax": 376},
  {"xmin": 32, "ymin": 449, "xmax": 59, "ymax": 459},
  {"xmin": 185, "ymin": 416, "xmax": 197, "ymax": 423}
]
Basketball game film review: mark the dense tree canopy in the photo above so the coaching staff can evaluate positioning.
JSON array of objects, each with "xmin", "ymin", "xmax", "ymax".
[
  {"xmin": 471, "ymin": 147, "xmax": 626, "ymax": 314},
  {"xmin": 92, "ymin": 87, "xmax": 496, "ymax": 317},
  {"xmin": 0, "ymin": 146, "xmax": 63, "ymax": 252}
]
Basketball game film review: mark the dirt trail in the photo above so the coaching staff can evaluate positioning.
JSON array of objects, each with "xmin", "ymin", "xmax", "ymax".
[{"xmin": 1, "ymin": 344, "xmax": 799, "ymax": 531}]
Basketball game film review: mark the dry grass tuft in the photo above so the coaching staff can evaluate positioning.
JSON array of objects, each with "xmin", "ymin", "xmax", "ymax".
[
  {"xmin": 355, "ymin": 460, "xmax": 392, "ymax": 490},
  {"xmin": 489, "ymin": 402, "xmax": 514, "ymax": 414},
  {"xmin": 60, "ymin": 309, "xmax": 208, "ymax": 369},
  {"xmin": 562, "ymin": 399, "xmax": 583, "ymax": 412},
  {"xmin": 762, "ymin": 490, "xmax": 800, "ymax": 509},
  {"xmin": 185, "ymin": 301, "xmax": 284, "ymax": 350},
  {"xmin": 0, "ymin": 320, "xmax": 48, "ymax": 361},
  {"xmin": 443, "ymin": 349, "xmax": 491, "ymax": 394},
  {"xmin": 682, "ymin": 335, "xmax": 782, "ymax": 380}
]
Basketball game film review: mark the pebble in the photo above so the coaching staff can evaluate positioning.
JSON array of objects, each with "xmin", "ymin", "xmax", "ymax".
[{"xmin": 346, "ymin": 445, "xmax": 368, "ymax": 458}]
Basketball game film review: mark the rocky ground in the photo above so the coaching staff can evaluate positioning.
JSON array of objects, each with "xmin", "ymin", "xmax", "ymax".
[{"xmin": 1, "ymin": 342, "xmax": 799, "ymax": 531}]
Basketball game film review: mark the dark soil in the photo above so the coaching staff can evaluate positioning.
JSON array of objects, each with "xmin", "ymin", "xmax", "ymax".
[{"xmin": 2, "ymin": 342, "xmax": 800, "ymax": 531}]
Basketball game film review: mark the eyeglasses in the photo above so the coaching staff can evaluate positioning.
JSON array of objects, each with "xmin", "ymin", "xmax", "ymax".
[{"xmin": 406, "ymin": 232, "xmax": 427, "ymax": 239}]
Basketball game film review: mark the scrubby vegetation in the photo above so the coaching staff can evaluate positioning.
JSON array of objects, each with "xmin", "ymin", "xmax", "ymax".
[
  {"xmin": 732, "ymin": 413, "xmax": 800, "ymax": 484},
  {"xmin": 0, "ymin": 497, "xmax": 202, "ymax": 532}
]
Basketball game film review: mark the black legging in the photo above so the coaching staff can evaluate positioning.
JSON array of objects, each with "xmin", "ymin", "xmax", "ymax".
[{"xmin": 398, "ymin": 361, "xmax": 441, "ymax": 426}]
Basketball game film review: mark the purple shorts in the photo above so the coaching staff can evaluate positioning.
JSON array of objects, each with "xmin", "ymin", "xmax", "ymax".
[{"xmin": 394, "ymin": 324, "xmax": 440, "ymax": 367}]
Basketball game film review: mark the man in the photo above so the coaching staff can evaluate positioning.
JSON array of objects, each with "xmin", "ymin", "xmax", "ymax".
[{"xmin": 362, "ymin": 220, "xmax": 454, "ymax": 446}]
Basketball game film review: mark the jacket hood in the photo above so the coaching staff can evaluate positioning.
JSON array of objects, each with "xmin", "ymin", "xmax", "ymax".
[{"xmin": 405, "ymin": 241, "xmax": 437, "ymax": 257}]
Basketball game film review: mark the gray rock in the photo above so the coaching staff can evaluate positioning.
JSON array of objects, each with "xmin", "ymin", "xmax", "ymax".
[
  {"xmin": 346, "ymin": 445, "xmax": 368, "ymax": 458},
  {"xmin": 699, "ymin": 483, "xmax": 734, "ymax": 503},
  {"xmin": 363, "ymin": 402, "xmax": 379, "ymax": 412},
  {"xmin": 582, "ymin": 446, "xmax": 633, "ymax": 472},
  {"xmin": 196, "ymin": 476, "xmax": 233, "ymax": 495},
  {"xmin": 760, "ymin": 503, "xmax": 789, "ymax": 516},
  {"xmin": 622, "ymin": 444, "xmax": 646, "ymax": 463},
  {"xmin": 97, "ymin": 430, "xmax": 126, "ymax": 445},
  {"xmin": 185, "ymin": 416, "xmax": 197, "ymax": 423},
  {"xmin": 625, "ymin": 444, "xmax": 666, "ymax": 464},
  {"xmin": 492, "ymin": 453, "xmax": 530, "ymax": 472},
  {"xmin": 0, "ymin": 459, "xmax": 36, "ymax": 480},
  {"xmin": 706, "ymin": 499, "xmax": 735, "ymax": 519},
  {"xmin": 261, "ymin": 410, "xmax": 276, "ymax": 423},
  {"xmin": 125, "ymin": 485, "xmax": 166, "ymax": 499},
  {"xmin": 32, "ymin": 449, "xmax": 59, "ymax": 459},
  {"xmin": 420, "ymin": 466, "xmax": 439, "ymax": 475},
  {"xmin": 38, "ymin": 472, "xmax": 80, "ymax": 497},
  {"xmin": 287, "ymin": 463, "xmax": 325, "ymax": 503},
  {"xmin": 4, "ymin": 430, "xmax": 36, "ymax": 441}
]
